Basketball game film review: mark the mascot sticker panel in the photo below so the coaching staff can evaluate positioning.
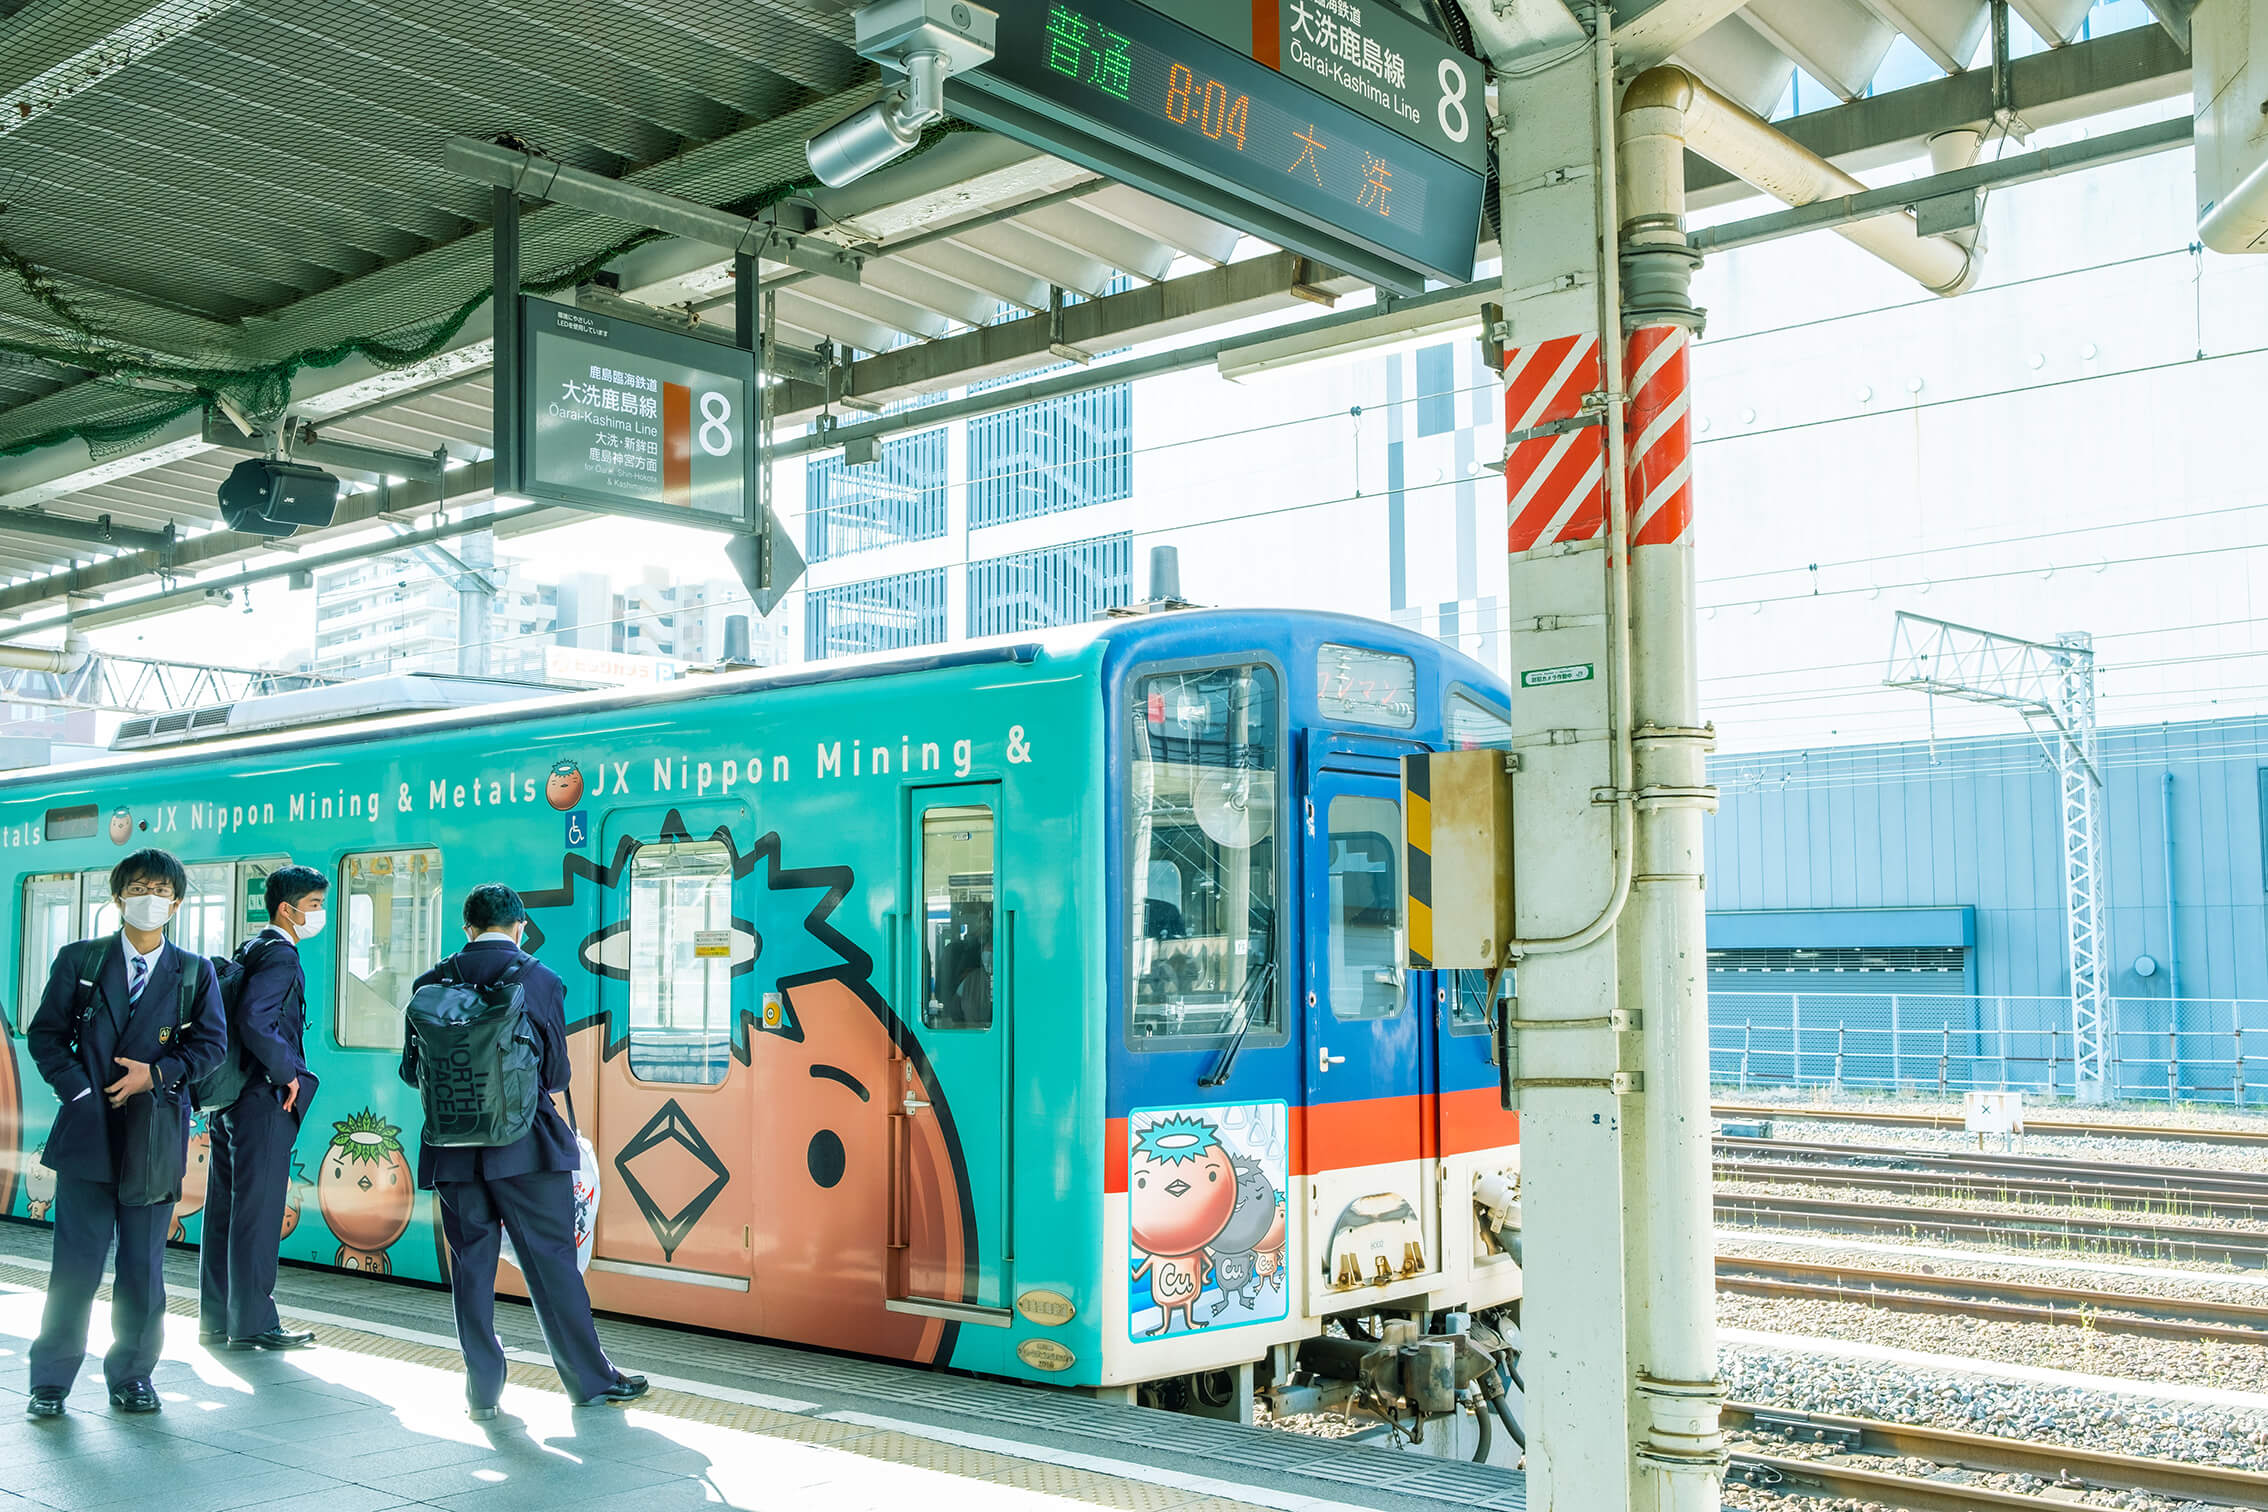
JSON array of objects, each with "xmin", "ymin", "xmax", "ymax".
[{"xmin": 1128, "ymin": 1101, "xmax": 1289, "ymax": 1339}]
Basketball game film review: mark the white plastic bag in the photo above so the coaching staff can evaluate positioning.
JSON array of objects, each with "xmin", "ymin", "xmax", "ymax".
[{"xmin": 500, "ymin": 1133, "xmax": 600, "ymax": 1275}]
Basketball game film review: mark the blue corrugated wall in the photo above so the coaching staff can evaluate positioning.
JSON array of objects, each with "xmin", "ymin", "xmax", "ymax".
[{"xmin": 1705, "ymin": 716, "xmax": 2268, "ymax": 1001}]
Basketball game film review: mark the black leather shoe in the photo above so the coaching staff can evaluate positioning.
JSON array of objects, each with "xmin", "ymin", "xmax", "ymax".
[
  {"xmin": 583, "ymin": 1374, "xmax": 648, "ymax": 1407},
  {"xmin": 108, "ymin": 1380, "xmax": 160, "ymax": 1414},
  {"xmin": 26, "ymin": 1388, "xmax": 64, "ymax": 1418},
  {"xmin": 228, "ymin": 1329, "xmax": 315, "ymax": 1351}
]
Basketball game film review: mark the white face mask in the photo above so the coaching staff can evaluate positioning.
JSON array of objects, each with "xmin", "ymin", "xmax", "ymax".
[
  {"xmin": 121, "ymin": 895, "xmax": 174, "ymax": 932},
  {"xmin": 293, "ymin": 905, "xmax": 327, "ymax": 941}
]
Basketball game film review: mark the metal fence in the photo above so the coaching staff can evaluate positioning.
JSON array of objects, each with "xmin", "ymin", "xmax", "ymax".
[{"xmin": 1710, "ymin": 992, "xmax": 2268, "ymax": 1105}]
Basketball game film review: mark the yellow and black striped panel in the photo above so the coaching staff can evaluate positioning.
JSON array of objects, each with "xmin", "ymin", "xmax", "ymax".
[{"xmin": 1405, "ymin": 754, "xmax": 1433, "ymax": 970}]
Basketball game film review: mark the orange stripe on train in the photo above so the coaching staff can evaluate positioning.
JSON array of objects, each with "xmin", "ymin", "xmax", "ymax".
[{"xmin": 1105, "ymin": 1094, "xmax": 1518, "ymax": 1193}]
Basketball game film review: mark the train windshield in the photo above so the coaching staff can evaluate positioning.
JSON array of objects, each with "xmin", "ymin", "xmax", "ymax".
[{"xmin": 1128, "ymin": 663, "xmax": 1282, "ymax": 1045}]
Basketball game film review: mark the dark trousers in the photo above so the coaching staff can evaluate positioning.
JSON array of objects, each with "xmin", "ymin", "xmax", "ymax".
[
  {"xmin": 30, "ymin": 1174, "xmax": 170, "ymax": 1394},
  {"xmin": 436, "ymin": 1170, "xmax": 616, "ymax": 1407},
  {"xmin": 198, "ymin": 1090, "xmax": 293, "ymax": 1339}
]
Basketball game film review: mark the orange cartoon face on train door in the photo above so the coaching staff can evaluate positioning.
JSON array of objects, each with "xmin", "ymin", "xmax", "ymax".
[{"xmin": 523, "ymin": 810, "xmax": 972, "ymax": 1365}]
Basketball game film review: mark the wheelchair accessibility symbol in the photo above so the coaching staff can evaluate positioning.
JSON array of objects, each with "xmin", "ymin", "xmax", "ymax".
[{"xmin": 564, "ymin": 809, "xmax": 589, "ymax": 848}]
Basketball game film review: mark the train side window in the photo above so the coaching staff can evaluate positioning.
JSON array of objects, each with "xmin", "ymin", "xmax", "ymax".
[
  {"xmin": 1447, "ymin": 689, "xmax": 1510, "ymax": 749},
  {"xmin": 1448, "ymin": 969, "xmax": 1511, "ymax": 1034},
  {"xmin": 1326, "ymin": 795, "xmax": 1404, "ymax": 1021},
  {"xmin": 1129, "ymin": 662, "xmax": 1283, "ymax": 1045},
  {"xmin": 175, "ymin": 863, "xmax": 235, "ymax": 960},
  {"xmin": 79, "ymin": 870, "xmax": 120, "ymax": 938},
  {"xmin": 921, "ymin": 807, "xmax": 995, "ymax": 1031},
  {"xmin": 338, "ymin": 848, "xmax": 444, "ymax": 1051},
  {"xmin": 16, "ymin": 874, "xmax": 76, "ymax": 1031},
  {"xmin": 627, "ymin": 839, "xmax": 734, "ymax": 1085}
]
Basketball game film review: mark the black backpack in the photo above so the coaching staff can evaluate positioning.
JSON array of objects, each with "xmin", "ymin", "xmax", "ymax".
[
  {"xmin": 192, "ymin": 934, "xmax": 290, "ymax": 1114},
  {"xmin": 405, "ymin": 953, "xmax": 541, "ymax": 1148}
]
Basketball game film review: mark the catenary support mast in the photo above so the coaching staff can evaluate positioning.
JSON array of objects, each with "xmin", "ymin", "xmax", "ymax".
[{"xmin": 1885, "ymin": 614, "xmax": 2108, "ymax": 1098}]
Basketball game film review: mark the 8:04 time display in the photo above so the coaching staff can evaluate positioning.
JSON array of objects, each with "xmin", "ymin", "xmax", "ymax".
[{"xmin": 1164, "ymin": 63, "xmax": 1249, "ymax": 150}]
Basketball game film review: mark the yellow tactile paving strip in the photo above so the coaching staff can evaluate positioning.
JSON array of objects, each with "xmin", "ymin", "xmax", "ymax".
[{"xmin": 0, "ymin": 1259, "xmax": 1275, "ymax": 1512}]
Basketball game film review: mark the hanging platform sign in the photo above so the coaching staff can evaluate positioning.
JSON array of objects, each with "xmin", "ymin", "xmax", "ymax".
[
  {"xmin": 945, "ymin": 0, "xmax": 1486, "ymax": 294},
  {"xmin": 503, "ymin": 299, "xmax": 759, "ymax": 533}
]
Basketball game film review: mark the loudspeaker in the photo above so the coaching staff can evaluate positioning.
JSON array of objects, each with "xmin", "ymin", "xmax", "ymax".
[{"xmin": 218, "ymin": 458, "xmax": 341, "ymax": 537}]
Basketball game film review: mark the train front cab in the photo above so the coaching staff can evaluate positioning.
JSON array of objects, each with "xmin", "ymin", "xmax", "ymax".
[{"xmin": 1097, "ymin": 614, "xmax": 1521, "ymax": 1409}]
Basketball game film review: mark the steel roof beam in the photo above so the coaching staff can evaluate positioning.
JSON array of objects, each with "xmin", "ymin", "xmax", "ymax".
[
  {"xmin": 770, "ymin": 249, "xmax": 1367, "ymax": 418},
  {"xmin": 1689, "ymin": 114, "xmax": 2194, "ymax": 253},
  {"xmin": 2011, "ymin": 0, "xmax": 2093, "ymax": 45},
  {"xmin": 0, "ymin": 507, "xmax": 171, "ymax": 553},
  {"xmin": 1683, "ymin": 24, "xmax": 2191, "ymax": 205},
  {"xmin": 1614, "ymin": 2, "xmax": 1756, "ymax": 72},
  {"xmin": 442, "ymin": 136, "xmax": 865, "ymax": 284},
  {"xmin": 0, "ymin": 0, "xmax": 241, "ymax": 136},
  {"xmin": 1864, "ymin": 2, "xmax": 1993, "ymax": 78},
  {"xmin": 1075, "ymin": 184, "xmax": 1244, "ymax": 266},
  {"xmin": 2141, "ymin": 0, "xmax": 2195, "ymax": 50}
]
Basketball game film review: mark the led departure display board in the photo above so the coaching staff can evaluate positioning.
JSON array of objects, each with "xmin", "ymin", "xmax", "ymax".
[
  {"xmin": 508, "ymin": 298, "xmax": 759, "ymax": 531},
  {"xmin": 947, "ymin": 1, "xmax": 1485, "ymax": 292}
]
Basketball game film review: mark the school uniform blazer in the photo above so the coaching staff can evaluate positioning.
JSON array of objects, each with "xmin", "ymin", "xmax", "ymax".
[
  {"xmin": 397, "ymin": 938, "xmax": 578, "ymax": 1190},
  {"xmin": 234, "ymin": 931, "xmax": 320, "ymax": 1121},
  {"xmin": 26, "ymin": 937, "xmax": 227, "ymax": 1187}
]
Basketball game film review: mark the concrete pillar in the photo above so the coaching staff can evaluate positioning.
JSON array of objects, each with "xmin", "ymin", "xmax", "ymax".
[
  {"xmin": 1496, "ymin": 14, "xmax": 1722, "ymax": 1509},
  {"xmin": 1494, "ymin": 30, "xmax": 1638, "ymax": 1512}
]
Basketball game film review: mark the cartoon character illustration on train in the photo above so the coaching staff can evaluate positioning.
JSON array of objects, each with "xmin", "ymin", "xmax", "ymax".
[{"xmin": 1128, "ymin": 1105, "xmax": 1288, "ymax": 1337}]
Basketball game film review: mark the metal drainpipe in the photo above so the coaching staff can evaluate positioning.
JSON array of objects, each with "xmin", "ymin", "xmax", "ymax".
[
  {"xmin": 0, "ymin": 633, "xmax": 90, "ymax": 673},
  {"xmin": 1621, "ymin": 66, "xmax": 1980, "ymax": 296},
  {"xmin": 1616, "ymin": 54, "xmax": 1724, "ymax": 1512},
  {"xmin": 2163, "ymin": 771, "xmax": 2180, "ymax": 1003}
]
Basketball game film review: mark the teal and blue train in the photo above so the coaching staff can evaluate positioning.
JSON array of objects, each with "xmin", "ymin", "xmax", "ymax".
[{"xmin": 0, "ymin": 608, "xmax": 1520, "ymax": 1401}]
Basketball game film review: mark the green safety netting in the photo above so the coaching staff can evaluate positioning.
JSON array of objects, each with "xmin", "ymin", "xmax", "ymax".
[{"xmin": 0, "ymin": 114, "xmax": 980, "ymax": 466}]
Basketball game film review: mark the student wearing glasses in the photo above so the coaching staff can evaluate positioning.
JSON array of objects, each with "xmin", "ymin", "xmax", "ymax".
[{"xmin": 22, "ymin": 849, "xmax": 226, "ymax": 1419}]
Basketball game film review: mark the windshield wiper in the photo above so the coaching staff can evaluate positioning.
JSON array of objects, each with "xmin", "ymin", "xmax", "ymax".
[{"xmin": 1198, "ymin": 959, "xmax": 1275, "ymax": 1089}]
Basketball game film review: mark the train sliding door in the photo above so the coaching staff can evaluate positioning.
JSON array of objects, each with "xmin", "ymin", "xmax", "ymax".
[
  {"xmin": 584, "ymin": 802, "xmax": 755, "ymax": 1303},
  {"xmin": 1302, "ymin": 764, "xmax": 1441, "ymax": 1308},
  {"xmin": 888, "ymin": 784, "xmax": 1009, "ymax": 1322}
]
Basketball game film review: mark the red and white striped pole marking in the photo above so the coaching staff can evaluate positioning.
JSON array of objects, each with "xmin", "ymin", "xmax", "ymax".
[
  {"xmin": 1503, "ymin": 325, "xmax": 1693, "ymax": 552},
  {"xmin": 1504, "ymin": 333, "xmax": 1603, "ymax": 553},
  {"xmin": 1624, "ymin": 323, "xmax": 1693, "ymax": 548}
]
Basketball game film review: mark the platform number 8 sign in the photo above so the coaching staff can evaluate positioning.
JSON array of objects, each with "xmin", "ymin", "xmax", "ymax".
[
  {"xmin": 1436, "ymin": 58, "xmax": 1468, "ymax": 145},
  {"xmin": 697, "ymin": 391, "xmax": 733, "ymax": 457}
]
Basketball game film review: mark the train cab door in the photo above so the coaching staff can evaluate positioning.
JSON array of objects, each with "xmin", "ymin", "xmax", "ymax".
[
  {"xmin": 888, "ymin": 784, "xmax": 1010, "ymax": 1323},
  {"xmin": 1302, "ymin": 755, "xmax": 1442, "ymax": 1310},
  {"xmin": 583, "ymin": 802, "xmax": 756, "ymax": 1301}
]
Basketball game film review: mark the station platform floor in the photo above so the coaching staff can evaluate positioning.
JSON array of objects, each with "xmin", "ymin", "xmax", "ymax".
[{"xmin": 0, "ymin": 1223, "xmax": 1524, "ymax": 1512}]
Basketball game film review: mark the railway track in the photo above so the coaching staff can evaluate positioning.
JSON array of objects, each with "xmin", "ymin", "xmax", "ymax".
[
  {"xmin": 1716, "ymin": 1146, "xmax": 2268, "ymax": 1222},
  {"xmin": 1718, "ymin": 1134, "xmax": 2268, "ymax": 1193},
  {"xmin": 1713, "ymin": 1100, "xmax": 2268, "ymax": 1148},
  {"xmin": 1714, "ymin": 1253, "xmax": 2268, "ymax": 1344},
  {"xmin": 1713, "ymin": 1189, "xmax": 2268, "ymax": 1266},
  {"xmin": 1723, "ymin": 1401, "xmax": 2268, "ymax": 1510}
]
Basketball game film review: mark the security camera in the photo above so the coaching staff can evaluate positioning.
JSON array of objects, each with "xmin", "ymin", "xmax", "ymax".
[{"xmin": 806, "ymin": 0, "xmax": 997, "ymax": 188}]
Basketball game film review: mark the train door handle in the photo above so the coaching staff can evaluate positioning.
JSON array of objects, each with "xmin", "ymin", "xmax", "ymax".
[
  {"xmin": 903, "ymin": 1095, "xmax": 931, "ymax": 1114},
  {"xmin": 1318, "ymin": 1047, "xmax": 1346, "ymax": 1074}
]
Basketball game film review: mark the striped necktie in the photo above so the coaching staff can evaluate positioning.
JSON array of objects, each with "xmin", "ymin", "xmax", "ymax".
[{"xmin": 128, "ymin": 952, "xmax": 148, "ymax": 1004}]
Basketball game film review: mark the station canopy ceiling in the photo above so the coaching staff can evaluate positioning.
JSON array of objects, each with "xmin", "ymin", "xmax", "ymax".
[{"xmin": 0, "ymin": 0, "xmax": 2193, "ymax": 634}]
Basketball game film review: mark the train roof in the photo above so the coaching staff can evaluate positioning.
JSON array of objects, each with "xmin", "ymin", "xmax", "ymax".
[{"xmin": 1, "ymin": 608, "xmax": 1506, "ymax": 792}]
